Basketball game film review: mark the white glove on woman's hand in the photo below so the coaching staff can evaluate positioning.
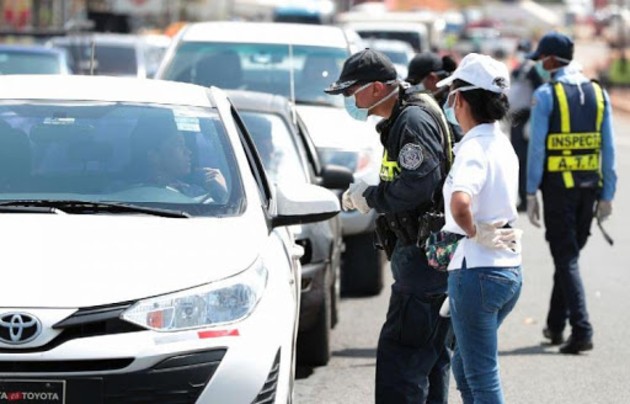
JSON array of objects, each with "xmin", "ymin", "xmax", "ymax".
[
  {"xmin": 526, "ymin": 194, "xmax": 541, "ymax": 228},
  {"xmin": 471, "ymin": 221, "xmax": 523, "ymax": 251},
  {"xmin": 347, "ymin": 180, "xmax": 371, "ymax": 214}
]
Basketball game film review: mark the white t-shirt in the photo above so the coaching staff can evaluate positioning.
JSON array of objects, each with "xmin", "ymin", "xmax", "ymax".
[{"xmin": 442, "ymin": 122, "xmax": 521, "ymax": 270}]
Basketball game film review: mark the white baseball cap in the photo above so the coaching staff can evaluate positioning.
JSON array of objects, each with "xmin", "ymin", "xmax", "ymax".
[{"xmin": 436, "ymin": 53, "xmax": 510, "ymax": 94}]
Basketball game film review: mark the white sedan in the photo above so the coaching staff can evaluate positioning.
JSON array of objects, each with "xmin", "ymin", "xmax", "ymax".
[{"xmin": 0, "ymin": 75, "xmax": 339, "ymax": 403}]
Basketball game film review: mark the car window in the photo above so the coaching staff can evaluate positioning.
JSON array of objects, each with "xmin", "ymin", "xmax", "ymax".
[
  {"xmin": 0, "ymin": 101, "xmax": 244, "ymax": 217},
  {"xmin": 162, "ymin": 42, "xmax": 348, "ymax": 108},
  {"xmin": 0, "ymin": 52, "xmax": 62, "ymax": 74},
  {"xmin": 240, "ymin": 111, "xmax": 308, "ymax": 185},
  {"xmin": 56, "ymin": 43, "xmax": 138, "ymax": 76}
]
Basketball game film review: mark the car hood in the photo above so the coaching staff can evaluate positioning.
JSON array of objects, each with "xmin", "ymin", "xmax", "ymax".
[
  {"xmin": 296, "ymin": 105, "xmax": 380, "ymax": 150},
  {"xmin": 0, "ymin": 214, "xmax": 262, "ymax": 308}
]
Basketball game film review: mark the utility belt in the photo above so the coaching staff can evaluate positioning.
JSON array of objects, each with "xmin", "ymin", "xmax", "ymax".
[{"xmin": 374, "ymin": 210, "xmax": 445, "ymax": 260}]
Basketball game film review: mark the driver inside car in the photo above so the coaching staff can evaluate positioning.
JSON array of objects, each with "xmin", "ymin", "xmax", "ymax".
[{"xmin": 129, "ymin": 113, "xmax": 228, "ymax": 203}]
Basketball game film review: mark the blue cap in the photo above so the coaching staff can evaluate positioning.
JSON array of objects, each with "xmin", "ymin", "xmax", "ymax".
[{"xmin": 528, "ymin": 32, "xmax": 573, "ymax": 61}]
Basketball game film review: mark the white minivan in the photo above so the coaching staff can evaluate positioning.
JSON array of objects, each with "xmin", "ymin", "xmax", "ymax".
[{"xmin": 156, "ymin": 22, "xmax": 387, "ymax": 296}]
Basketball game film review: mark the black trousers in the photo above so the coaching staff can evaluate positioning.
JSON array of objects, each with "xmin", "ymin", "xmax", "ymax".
[
  {"xmin": 510, "ymin": 109, "xmax": 530, "ymax": 208},
  {"xmin": 542, "ymin": 183, "xmax": 597, "ymax": 340},
  {"xmin": 375, "ymin": 242, "xmax": 451, "ymax": 404}
]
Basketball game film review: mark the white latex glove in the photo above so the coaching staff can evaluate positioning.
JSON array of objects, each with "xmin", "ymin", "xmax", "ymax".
[
  {"xmin": 347, "ymin": 180, "xmax": 371, "ymax": 214},
  {"xmin": 439, "ymin": 298, "xmax": 450, "ymax": 318},
  {"xmin": 341, "ymin": 189, "xmax": 355, "ymax": 211},
  {"xmin": 471, "ymin": 221, "xmax": 522, "ymax": 251},
  {"xmin": 526, "ymin": 194, "xmax": 541, "ymax": 228},
  {"xmin": 596, "ymin": 200, "xmax": 612, "ymax": 222}
]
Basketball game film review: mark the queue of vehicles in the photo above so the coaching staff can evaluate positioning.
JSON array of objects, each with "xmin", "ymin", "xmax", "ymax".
[{"xmin": 0, "ymin": 6, "xmax": 534, "ymax": 401}]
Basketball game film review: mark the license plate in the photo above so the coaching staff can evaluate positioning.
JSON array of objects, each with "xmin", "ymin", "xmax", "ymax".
[{"xmin": 0, "ymin": 380, "xmax": 65, "ymax": 404}]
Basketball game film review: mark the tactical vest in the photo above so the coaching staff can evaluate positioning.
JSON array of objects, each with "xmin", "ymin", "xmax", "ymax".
[
  {"xmin": 545, "ymin": 80, "xmax": 605, "ymax": 189},
  {"xmin": 378, "ymin": 92, "xmax": 454, "ymax": 184},
  {"xmin": 375, "ymin": 91, "xmax": 454, "ymax": 246}
]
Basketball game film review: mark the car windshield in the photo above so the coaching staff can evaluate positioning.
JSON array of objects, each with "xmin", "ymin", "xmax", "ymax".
[
  {"xmin": 56, "ymin": 43, "xmax": 138, "ymax": 76},
  {"xmin": 162, "ymin": 42, "xmax": 348, "ymax": 108},
  {"xmin": 0, "ymin": 101, "xmax": 243, "ymax": 217},
  {"xmin": 240, "ymin": 111, "xmax": 308, "ymax": 185},
  {"xmin": 0, "ymin": 52, "xmax": 62, "ymax": 74}
]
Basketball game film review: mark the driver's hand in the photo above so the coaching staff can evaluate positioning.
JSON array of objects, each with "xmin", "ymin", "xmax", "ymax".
[{"xmin": 201, "ymin": 167, "xmax": 227, "ymax": 194}]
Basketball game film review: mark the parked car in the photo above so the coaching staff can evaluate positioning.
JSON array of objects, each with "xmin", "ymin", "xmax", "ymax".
[
  {"xmin": 156, "ymin": 21, "xmax": 386, "ymax": 296},
  {"xmin": 47, "ymin": 33, "xmax": 167, "ymax": 78},
  {"xmin": 227, "ymin": 90, "xmax": 352, "ymax": 366},
  {"xmin": 0, "ymin": 45, "xmax": 70, "ymax": 75},
  {"xmin": 0, "ymin": 74, "xmax": 340, "ymax": 403}
]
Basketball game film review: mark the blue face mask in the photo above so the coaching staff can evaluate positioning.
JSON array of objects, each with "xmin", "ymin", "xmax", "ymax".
[
  {"xmin": 535, "ymin": 59, "xmax": 551, "ymax": 82},
  {"xmin": 443, "ymin": 102, "xmax": 459, "ymax": 127},
  {"xmin": 410, "ymin": 83, "xmax": 426, "ymax": 93},
  {"xmin": 344, "ymin": 94, "xmax": 369, "ymax": 121}
]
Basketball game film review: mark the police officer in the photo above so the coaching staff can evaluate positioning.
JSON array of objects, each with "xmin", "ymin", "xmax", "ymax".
[
  {"xmin": 526, "ymin": 32, "xmax": 617, "ymax": 354},
  {"xmin": 325, "ymin": 49, "xmax": 452, "ymax": 403},
  {"xmin": 406, "ymin": 53, "xmax": 463, "ymax": 142}
]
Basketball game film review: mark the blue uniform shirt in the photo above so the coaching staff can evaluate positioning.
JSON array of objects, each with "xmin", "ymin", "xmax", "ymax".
[{"xmin": 527, "ymin": 65, "xmax": 617, "ymax": 201}]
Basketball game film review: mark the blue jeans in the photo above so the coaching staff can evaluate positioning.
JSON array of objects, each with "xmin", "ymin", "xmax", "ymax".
[
  {"xmin": 448, "ymin": 265, "xmax": 522, "ymax": 404},
  {"xmin": 375, "ymin": 242, "xmax": 451, "ymax": 404}
]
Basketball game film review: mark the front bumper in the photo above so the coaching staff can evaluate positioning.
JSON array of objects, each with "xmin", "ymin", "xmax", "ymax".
[
  {"xmin": 0, "ymin": 278, "xmax": 296, "ymax": 404},
  {"xmin": 0, "ymin": 349, "xmax": 226, "ymax": 403}
]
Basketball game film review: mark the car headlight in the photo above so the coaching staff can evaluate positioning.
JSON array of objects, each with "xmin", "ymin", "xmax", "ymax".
[{"xmin": 121, "ymin": 262, "xmax": 268, "ymax": 331}]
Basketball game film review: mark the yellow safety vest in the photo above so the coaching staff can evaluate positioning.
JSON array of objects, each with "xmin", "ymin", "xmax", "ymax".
[{"xmin": 546, "ymin": 81, "xmax": 604, "ymax": 188}]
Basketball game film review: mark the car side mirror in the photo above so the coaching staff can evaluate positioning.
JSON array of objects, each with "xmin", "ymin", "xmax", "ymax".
[
  {"xmin": 271, "ymin": 183, "xmax": 340, "ymax": 228},
  {"xmin": 319, "ymin": 164, "xmax": 354, "ymax": 190}
]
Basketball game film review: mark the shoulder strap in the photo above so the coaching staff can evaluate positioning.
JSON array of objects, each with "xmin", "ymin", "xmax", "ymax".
[{"xmin": 401, "ymin": 93, "xmax": 454, "ymax": 212}]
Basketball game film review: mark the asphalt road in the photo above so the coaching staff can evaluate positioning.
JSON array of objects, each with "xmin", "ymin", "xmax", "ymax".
[{"xmin": 295, "ymin": 101, "xmax": 630, "ymax": 404}]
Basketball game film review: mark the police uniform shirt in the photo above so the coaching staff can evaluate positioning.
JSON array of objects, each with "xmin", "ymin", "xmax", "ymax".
[
  {"xmin": 364, "ymin": 104, "xmax": 445, "ymax": 213},
  {"xmin": 442, "ymin": 122, "xmax": 521, "ymax": 270},
  {"xmin": 527, "ymin": 65, "xmax": 617, "ymax": 201}
]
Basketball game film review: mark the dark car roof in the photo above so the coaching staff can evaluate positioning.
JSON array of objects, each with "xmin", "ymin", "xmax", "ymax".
[
  {"xmin": 0, "ymin": 44, "xmax": 64, "ymax": 56},
  {"xmin": 226, "ymin": 90, "xmax": 294, "ymax": 122}
]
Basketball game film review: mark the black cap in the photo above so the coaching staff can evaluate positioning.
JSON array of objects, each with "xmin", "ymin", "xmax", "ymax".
[
  {"xmin": 324, "ymin": 49, "xmax": 397, "ymax": 95},
  {"xmin": 528, "ymin": 32, "xmax": 574, "ymax": 61},
  {"xmin": 406, "ymin": 53, "xmax": 443, "ymax": 83}
]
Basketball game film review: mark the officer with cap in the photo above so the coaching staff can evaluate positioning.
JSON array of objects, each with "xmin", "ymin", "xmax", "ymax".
[
  {"xmin": 325, "ymin": 48, "xmax": 452, "ymax": 404},
  {"xmin": 406, "ymin": 53, "xmax": 462, "ymax": 143},
  {"xmin": 526, "ymin": 32, "xmax": 617, "ymax": 354}
]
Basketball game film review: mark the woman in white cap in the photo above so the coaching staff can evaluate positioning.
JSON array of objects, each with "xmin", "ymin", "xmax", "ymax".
[{"xmin": 436, "ymin": 53, "xmax": 523, "ymax": 403}]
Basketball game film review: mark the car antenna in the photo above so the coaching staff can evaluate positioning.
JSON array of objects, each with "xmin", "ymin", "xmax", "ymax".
[
  {"xmin": 89, "ymin": 37, "xmax": 96, "ymax": 75},
  {"xmin": 288, "ymin": 42, "xmax": 297, "ymax": 125}
]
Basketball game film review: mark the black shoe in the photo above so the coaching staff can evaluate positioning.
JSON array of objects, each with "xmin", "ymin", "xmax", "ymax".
[
  {"xmin": 559, "ymin": 337, "xmax": 593, "ymax": 354},
  {"xmin": 543, "ymin": 328, "xmax": 564, "ymax": 345}
]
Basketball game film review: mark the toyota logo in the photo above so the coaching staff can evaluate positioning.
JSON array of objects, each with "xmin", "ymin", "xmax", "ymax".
[{"xmin": 0, "ymin": 313, "xmax": 42, "ymax": 345}]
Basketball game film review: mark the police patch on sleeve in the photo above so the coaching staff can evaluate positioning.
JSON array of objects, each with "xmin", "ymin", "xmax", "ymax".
[{"xmin": 398, "ymin": 143, "xmax": 424, "ymax": 170}]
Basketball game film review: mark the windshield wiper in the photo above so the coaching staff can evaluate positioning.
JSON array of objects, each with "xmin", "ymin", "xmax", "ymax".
[{"xmin": 0, "ymin": 200, "xmax": 190, "ymax": 218}]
